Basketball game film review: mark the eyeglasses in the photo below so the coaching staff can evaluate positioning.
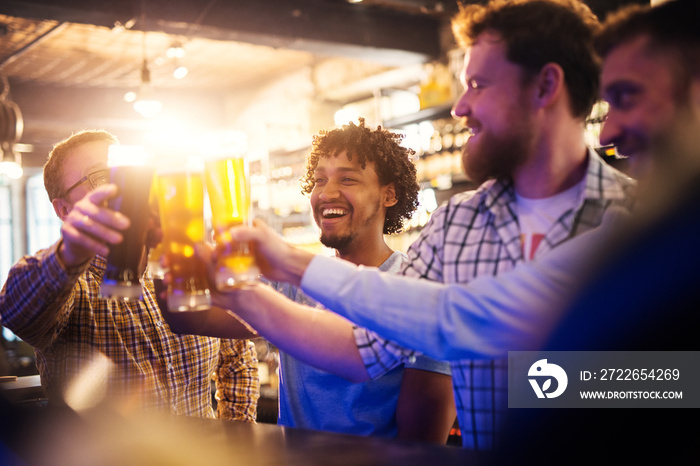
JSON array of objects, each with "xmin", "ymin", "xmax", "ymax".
[{"xmin": 63, "ymin": 169, "xmax": 111, "ymax": 198}]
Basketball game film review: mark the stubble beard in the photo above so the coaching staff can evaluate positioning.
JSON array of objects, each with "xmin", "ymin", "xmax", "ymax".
[{"xmin": 317, "ymin": 198, "xmax": 383, "ymax": 252}]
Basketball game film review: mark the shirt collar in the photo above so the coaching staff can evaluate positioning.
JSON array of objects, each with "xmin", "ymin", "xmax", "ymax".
[{"xmin": 480, "ymin": 148, "xmax": 635, "ymax": 214}]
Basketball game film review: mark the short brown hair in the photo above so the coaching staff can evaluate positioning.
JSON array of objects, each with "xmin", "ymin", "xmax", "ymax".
[
  {"xmin": 300, "ymin": 118, "xmax": 419, "ymax": 235},
  {"xmin": 43, "ymin": 130, "xmax": 118, "ymax": 201},
  {"xmin": 596, "ymin": 0, "xmax": 700, "ymax": 94},
  {"xmin": 451, "ymin": 0, "xmax": 601, "ymax": 119}
]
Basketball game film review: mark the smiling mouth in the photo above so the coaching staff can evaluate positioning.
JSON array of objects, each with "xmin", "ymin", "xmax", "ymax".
[
  {"xmin": 465, "ymin": 120, "xmax": 480, "ymax": 137},
  {"xmin": 322, "ymin": 208, "xmax": 349, "ymax": 219}
]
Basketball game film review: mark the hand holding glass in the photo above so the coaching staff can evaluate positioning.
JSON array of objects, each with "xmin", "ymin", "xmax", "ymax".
[
  {"xmin": 205, "ymin": 156, "xmax": 260, "ymax": 289},
  {"xmin": 100, "ymin": 146, "xmax": 154, "ymax": 301}
]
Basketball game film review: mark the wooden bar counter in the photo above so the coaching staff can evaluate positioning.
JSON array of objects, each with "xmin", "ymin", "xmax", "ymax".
[{"xmin": 1, "ymin": 392, "xmax": 486, "ymax": 465}]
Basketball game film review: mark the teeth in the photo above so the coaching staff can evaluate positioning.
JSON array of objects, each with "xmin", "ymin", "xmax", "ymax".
[{"xmin": 323, "ymin": 208, "xmax": 348, "ymax": 218}]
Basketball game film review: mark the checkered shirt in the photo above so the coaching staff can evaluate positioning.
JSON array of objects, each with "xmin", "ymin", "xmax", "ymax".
[
  {"xmin": 356, "ymin": 150, "xmax": 636, "ymax": 449},
  {"xmin": 0, "ymin": 241, "xmax": 259, "ymax": 421}
]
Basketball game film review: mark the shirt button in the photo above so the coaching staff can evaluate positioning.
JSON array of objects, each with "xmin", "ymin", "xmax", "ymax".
[
  {"xmin": 168, "ymin": 364, "xmax": 174, "ymax": 371},
  {"xmin": 156, "ymin": 321, "xmax": 163, "ymax": 327}
]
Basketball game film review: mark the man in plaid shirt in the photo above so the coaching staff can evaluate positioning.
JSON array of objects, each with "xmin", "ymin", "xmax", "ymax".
[
  {"xmin": 221, "ymin": 0, "xmax": 637, "ymax": 451},
  {"xmin": 0, "ymin": 130, "xmax": 259, "ymax": 420},
  {"xmin": 396, "ymin": 0, "xmax": 635, "ymax": 449}
]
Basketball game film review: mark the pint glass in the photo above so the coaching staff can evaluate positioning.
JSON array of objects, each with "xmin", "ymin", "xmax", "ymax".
[
  {"xmin": 147, "ymin": 176, "xmax": 166, "ymax": 280},
  {"xmin": 156, "ymin": 159, "xmax": 211, "ymax": 311},
  {"xmin": 147, "ymin": 242, "xmax": 167, "ymax": 280},
  {"xmin": 205, "ymin": 156, "xmax": 260, "ymax": 289},
  {"xmin": 100, "ymin": 146, "xmax": 154, "ymax": 300}
]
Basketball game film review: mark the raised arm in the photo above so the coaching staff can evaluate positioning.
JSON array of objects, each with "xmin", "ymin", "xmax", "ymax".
[
  {"xmin": 213, "ymin": 283, "xmax": 370, "ymax": 383},
  {"xmin": 0, "ymin": 185, "xmax": 129, "ymax": 348},
  {"xmin": 227, "ymin": 214, "xmax": 622, "ymax": 361}
]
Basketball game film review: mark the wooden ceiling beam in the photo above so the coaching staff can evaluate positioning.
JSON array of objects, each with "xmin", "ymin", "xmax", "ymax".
[{"xmin": 0, "ymin": 0, "xmax": 445, "ymax": 66}]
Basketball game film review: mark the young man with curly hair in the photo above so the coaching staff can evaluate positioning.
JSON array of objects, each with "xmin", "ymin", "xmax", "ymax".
[{"xmin": 187, "ymin": 118, "xmax": 456, "ymax": 442}]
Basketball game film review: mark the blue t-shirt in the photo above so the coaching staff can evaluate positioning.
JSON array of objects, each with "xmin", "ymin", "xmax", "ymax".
[{"xmin": 272, "ymin": 251, "xmax": 451, "ymax": 437}]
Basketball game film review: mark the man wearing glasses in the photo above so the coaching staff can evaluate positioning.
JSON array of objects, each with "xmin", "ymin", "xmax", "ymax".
[
  {"xmin": 60, "ymin": 168, "xmax": 110, "ymax": 200},
  {"xmin": 0, "ymin": 130, "xmax": 260, "ymax": 420}
]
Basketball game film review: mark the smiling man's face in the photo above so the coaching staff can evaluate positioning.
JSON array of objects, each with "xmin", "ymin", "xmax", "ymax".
[
  {"xmin": 599, "ymin": 35, "xmax": 691, "ymax": 179},
  {"xmin": 309, "ymin": 151, "xmax": 393, "ymax": 252},
  {"xmin": 451, "ymin": 31, "xmax": 537, "ymax": 184}
]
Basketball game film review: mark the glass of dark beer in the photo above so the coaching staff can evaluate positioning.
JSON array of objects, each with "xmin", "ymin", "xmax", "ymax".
[{"xmin": 99, "ymin": 145, "xmax": 154, "ymax": 300}]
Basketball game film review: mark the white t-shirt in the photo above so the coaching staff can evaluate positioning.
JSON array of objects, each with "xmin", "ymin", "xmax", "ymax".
[{"xmin": 516, "ymin": 180, "xmax": 584, "ymax": 261}]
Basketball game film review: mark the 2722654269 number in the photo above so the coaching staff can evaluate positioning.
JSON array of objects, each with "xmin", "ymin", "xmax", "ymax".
[{"xmin": 599, "ymin": 368, "xmax": 679, "ymax": 381}]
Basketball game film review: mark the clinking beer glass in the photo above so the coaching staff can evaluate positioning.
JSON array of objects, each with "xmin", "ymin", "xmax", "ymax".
[
  {"xmin": 205, "ymin": 155, "xmax": 260, "ymax": 289},
  {"xmin": 156, "ymin": 157, "xmax": 211, "ymax": 311},
  {"xmin": 100, "ymin": 145, "xmax": 154, "ymax": 300},
  {"xmin": 147, "ymin": 175, "xmax": 166, "ymax": 280}
]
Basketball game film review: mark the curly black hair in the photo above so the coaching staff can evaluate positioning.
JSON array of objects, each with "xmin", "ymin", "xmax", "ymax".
[{"xmin": 300, "ymin": 118, "xmax": 419, "ymax": 235}]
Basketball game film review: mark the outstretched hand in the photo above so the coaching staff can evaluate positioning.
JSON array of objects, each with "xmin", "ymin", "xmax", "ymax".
[
  {"xmin": 59, "ymin": 184, "xmax": 130, "ymax": 268},
  {"xmin": 216, "ymin": 218, "xmax": 314, "ymax": 287}
]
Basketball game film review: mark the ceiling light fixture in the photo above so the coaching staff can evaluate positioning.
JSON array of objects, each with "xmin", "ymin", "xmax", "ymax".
[
  {"xmin": 0, "ymin": 76, "xmax": 24, "ymax": 179},
  {"xmin": 173, "ymin": 65, "xmax": 188, "ymax": 80},
  {"xmin": 132, "ymin": 32, "xmax": 162, "ymax": 118},
  {"xmin": 166, "ymin": 39, "xmax": 188, "ymax": 80},
  {"xmin": 0, "ymin": 143, "xmax": 22, "ymax": 180},
  {"xmin": 166, "ymin": 41, "xmax": 186, "ymax": 59}
]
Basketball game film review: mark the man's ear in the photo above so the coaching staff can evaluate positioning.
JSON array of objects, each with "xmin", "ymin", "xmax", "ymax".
[
  {"xmin": 383, "ymin": 183, "xmax": 398, "ymax": 208},
  {"xmin": 533, "ymin": 62, "xmax": 565, "ymax": 108},
  {"xmin": 52, "ymin": 197, "xmax": 71, "ymax": 221}
]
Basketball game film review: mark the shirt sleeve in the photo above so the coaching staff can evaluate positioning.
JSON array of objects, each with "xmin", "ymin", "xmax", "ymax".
[
  {"xmin": 215, "ymin": 338, "xmax": 260, "ymax": 422},
  {"xmin": 353, "ymin": 327, "xmax": 413, "ymax": 379},
  {"xmin": 301, "ymin": 217, "xmax": 617, "ymax": 361},
  {"xmin": 0, "ymin": 241, "xmax": 86, "ymax": 349},
  {"xmin": 353, "ymin": 327, "xmax": 451, "ymax": 380},
  {"xmin": 401, "ymin": 203, "xmax": 448, "ymax": 281}
]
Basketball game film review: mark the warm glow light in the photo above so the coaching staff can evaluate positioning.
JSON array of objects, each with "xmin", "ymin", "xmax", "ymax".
[
  {"xmin": 133, "ymin": 98, "xmax": 162, "ymax": 118},
  {"xmin": 108, "ymin": 144, "xmax": 151, "ymax": 167},
  {"xmin": 64, "ymin": 352, "xmax": 112, "ymax": 412},
  {"xmin": 334, "ymin": 108, "xmax": 360, "ymax": 126},
  {"xmin": 124, "ymin": 91, "xmax": 137, "ymax": 103},
  {"xmin": 198, "ymin": 130, "xmax": 249, "ymax": 159},
  {"xmin": 0, "ymin": 161, "xmax": 23, "ymax": 179},
  {"xmin": 166, "ymin": 42, "xmax": 186, "ymax": 59},
  {"xmin": 173, "ymin": 66, "xmax": 189, "ymax": 79}
]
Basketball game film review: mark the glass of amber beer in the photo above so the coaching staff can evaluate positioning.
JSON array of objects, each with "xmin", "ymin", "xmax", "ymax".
[
  {"xmin": 204, "ymin": 155, "xmax": 260, "ymax": 289},
  {"xmin": 100, "ymin": 145, "xmax": 154, "ymax": 300},
  {"xmin": 146, "ymin": 175, "xmax": 166, "ymax": 280},
  {"xmin": 156, "ymin": 156, "xmax": 211, "ymax": 311}
]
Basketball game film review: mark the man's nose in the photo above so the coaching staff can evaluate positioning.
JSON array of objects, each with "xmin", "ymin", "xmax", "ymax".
[
  {"xmin": 319, "ymin": 181, "xmax": 340, "ymax": 200},
  {"xmin": 598, "ymin": 113, "xmax": 620, "ymax": 148},
  {"xmin": 451, "ymin": 90, "xmax": 471, "ymax": 119}
]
